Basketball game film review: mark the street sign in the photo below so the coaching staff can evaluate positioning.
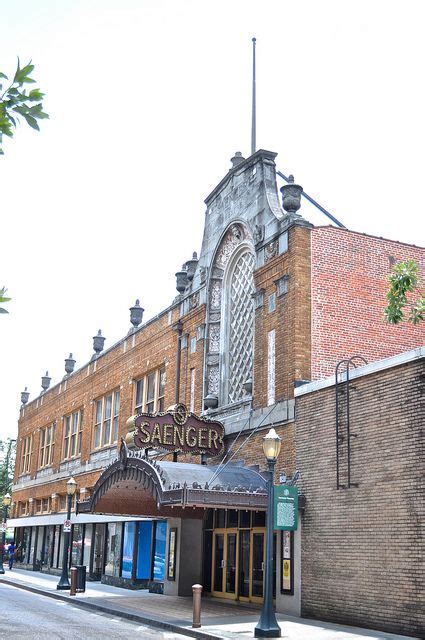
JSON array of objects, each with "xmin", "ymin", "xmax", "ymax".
[
  {"xmin": 274, "ymin": 486, "xmax": 298, "ymax": 531},
  {"xmin": 63, "ymin": 519, "xmax": 71, "ymax": 532}
]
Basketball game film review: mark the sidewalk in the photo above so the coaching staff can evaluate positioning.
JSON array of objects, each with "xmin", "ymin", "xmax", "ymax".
[{"xmin": 0, "ymin": 568, "xmax": 417, "ymax": 640}]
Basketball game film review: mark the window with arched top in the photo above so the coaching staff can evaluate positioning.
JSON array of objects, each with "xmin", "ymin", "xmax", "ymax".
[
  {"xmin": 224, "ymin": 249, "xmax": 255, "ymax": 403},
  {"xmin": 205, "ymin": 223, "xmax": 255, "ymax": 407}
]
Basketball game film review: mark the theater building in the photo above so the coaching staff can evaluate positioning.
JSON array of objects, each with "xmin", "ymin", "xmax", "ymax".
[{"xmin": 9, "ymin": 149, "xmax": 424, "ymax": 621}]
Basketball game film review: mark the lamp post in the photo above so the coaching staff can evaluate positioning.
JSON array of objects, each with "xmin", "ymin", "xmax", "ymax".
[
  {"xmin": 57, "ymin": 477, "xmax": 77, "ymax": 590},
  {"xmin": 0, "ymin": 493, "xmax": 12, "ymax": 575},
  {"xmin": 255, "ymin": 428, "xmax": 282, "ymax": 638}
]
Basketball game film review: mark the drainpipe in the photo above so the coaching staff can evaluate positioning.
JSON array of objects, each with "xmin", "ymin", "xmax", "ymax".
[{"xmin": 173, "ymin": 320, "xmax": 183, "ymax": 462}]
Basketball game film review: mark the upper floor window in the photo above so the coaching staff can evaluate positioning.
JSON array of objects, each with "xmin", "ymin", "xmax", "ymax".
[
  {"xmin": 39, "ymin": 424, "xmax": 55, "ymax": 468},
  {"xmin": 63, "ymin": 409, "xmax": 83, "ymax": 460},
  {"xmin": 59, "ymin": 493, "xmax": 78, "ymax": 511},
  {"xmin": 20, "ymin": 435, "xmax": 33, "ymax": 474},
  {"xmin": 135, "ymin": 367, "xmax": 166, "ymax": 414},
  {"xmin": 94, "ymin": 390, "xmax": 120, "ymax": 449}
]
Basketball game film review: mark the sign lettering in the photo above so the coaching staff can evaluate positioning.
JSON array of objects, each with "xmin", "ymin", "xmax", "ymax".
[{"xmin": 132, "ymin": 403, "xmax": 224, "ymax": 457}]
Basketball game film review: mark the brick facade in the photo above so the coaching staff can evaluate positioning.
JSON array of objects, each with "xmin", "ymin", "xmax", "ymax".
[
  {"xmin": 311, "ymin": 226, "xmax": 425, "ymax": 379},
  {"xmin": 295, "ymin": 352, "xmax": 424, "ymax": 637},
  {"xmin": 10, "ymin": 149, "xmax": 424, "ymax": 631}
]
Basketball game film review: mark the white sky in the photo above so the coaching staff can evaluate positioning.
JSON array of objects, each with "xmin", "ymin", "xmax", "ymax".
[{"xmin": 1, "ymin": 0, "xmax": 424, "ymax": 440}]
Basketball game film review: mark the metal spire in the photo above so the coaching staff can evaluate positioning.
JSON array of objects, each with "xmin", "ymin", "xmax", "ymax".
[{"xmin": 251, "ymin": 37, "xmax": 257, "ymax": 156}]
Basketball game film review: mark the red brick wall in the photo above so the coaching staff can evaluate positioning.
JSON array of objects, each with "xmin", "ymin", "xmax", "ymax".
[
  {"xmin": 311, "ymin": 227, "xmax": 425, "ymax": 379},
  {"xmin": 254, "ymin": 225, "xmax": 311, "ymax": 406}
]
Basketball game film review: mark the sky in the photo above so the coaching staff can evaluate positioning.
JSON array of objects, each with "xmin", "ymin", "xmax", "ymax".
[{"xmin": 1, "ymin": 0, "xmax": 424, "ymax": 440}]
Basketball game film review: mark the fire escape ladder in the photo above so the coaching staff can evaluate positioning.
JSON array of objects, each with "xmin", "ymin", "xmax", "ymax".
[{"xmin": 335, "ymin": 356, "xmax": 368, "ymax": 489}]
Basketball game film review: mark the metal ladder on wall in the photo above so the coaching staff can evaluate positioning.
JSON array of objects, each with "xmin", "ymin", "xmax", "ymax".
[{"xmin": 335, "ymin": 356, "xmax": 368, "ymax": 489}]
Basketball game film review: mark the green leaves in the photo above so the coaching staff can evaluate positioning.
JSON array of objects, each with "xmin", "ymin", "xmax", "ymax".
[
  {"xmin": 384, "ymin": 260, "xmax": 424, "ymax": 325},
  {"xmin": 13, "ymin": 60, "xmax": 35, "ymax": 84},
  {"xmin": 0, "ymin": 58, "xmax": 48, "ymax": 154},
  {"xmin": 0, "ymin": 286, "xmax": 11, "ymax": 314}
]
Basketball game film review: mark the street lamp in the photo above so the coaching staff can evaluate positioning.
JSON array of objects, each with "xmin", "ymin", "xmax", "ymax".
[
  {"xmin": 57, "ymin": 477, "xmax": 77, "ymax": 590},
  {"xmin": 0, "ymin": 493, "xmax": 12, "ymax": 575},
  {"xmin": 255, "ymin": 428, "xmax": 282, "ymax": 638}
]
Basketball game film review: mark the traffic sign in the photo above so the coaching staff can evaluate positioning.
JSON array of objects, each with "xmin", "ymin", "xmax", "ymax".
[
  {"xmin": 0, "ymin": 522, "xmax": 7, "ymax": 533},
  {"xmin": 63, "ymin": 519, "xmax": 71, "ymax": 532}
]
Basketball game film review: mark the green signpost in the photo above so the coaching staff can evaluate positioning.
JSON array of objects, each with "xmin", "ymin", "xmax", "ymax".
[{"xmin": 274, "ymin": 485, "xmax": 298, "ymax": 531}]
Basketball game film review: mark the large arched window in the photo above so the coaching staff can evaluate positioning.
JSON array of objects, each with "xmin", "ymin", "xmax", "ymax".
[
  {"xmin": 224, "ymin": 249, "xmax": 255, "ymax": 403},
  {"xmin": 205, "ymin": 223, "xmax": 255, "ymax": 406}
]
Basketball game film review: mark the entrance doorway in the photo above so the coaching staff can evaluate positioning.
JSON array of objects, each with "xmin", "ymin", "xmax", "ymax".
[
  {"xmin": 212, "ymin": 530, "xmax": 238, "ymax": 598},
  {"xmin": 204, "ymin": 509, "xmax": 269, "ymax": 603}
]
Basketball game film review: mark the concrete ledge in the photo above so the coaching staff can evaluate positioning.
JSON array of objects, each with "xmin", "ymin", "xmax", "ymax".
[
  {"xmin": 0, "ymin": 577, "xmax": 223, "ymax": 640},
  {"xmin": 295, "ymin": 347, "xmax": 425, "ymax": 397}
]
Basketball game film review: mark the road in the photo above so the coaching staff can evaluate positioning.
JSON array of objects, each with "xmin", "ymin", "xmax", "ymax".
[{"xmin": 0, "ymin": 583, "xmax": 193, "ymax": 639}]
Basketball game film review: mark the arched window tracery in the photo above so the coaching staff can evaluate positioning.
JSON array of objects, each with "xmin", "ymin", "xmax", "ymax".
[{"xmin": 205, "ymin": 223, "xmax": 255, "ymax": 406}]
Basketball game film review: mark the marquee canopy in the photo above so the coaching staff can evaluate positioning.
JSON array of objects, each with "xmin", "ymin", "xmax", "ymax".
[{"xmin": 77, "ymin": 443, "xmax": 269, "ymax": 519}]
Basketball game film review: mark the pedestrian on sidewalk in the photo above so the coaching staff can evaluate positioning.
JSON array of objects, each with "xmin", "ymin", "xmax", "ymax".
[{"xmin": 8, "ymin": 540, "xmax": 15, "ymax": 570}]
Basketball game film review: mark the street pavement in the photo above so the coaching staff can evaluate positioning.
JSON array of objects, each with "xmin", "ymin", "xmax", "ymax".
[
  {"xmin": 0, "ymin": 582, "xmax": 193, "ymax": 639},
  {"xmin": 0, "ymin": 569, "xmax": 418, "ymax": 640}
]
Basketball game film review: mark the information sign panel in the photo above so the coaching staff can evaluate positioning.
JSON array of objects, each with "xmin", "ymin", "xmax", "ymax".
[{"xmin": 274, "ymin": 486, "xmax": 298, "ymax": 531}]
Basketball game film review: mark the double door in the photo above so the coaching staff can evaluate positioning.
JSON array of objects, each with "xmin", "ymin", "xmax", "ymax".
[{"xmin": 211, "ymin": 529, "xmax": 265, "ymax": 602}]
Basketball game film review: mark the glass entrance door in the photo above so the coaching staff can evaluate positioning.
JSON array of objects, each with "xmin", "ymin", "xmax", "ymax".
[
  {"xmin": 212, "ymin": 530, "xmax": 238, "ymax": 599},
  {"xmin": 251, "ymin": 530, "xmax": 265, "ymax": 601}
]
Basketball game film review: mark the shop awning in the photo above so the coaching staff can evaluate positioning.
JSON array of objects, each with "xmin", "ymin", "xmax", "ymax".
[{"xmin": 77, "ymin": 444, "xmax": 268, "ymax": 518}]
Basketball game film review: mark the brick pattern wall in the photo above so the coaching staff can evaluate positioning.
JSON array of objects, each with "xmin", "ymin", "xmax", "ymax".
[
  {"xmin": 296, "ymin": 358, "xmax": 424, "ymax": 637},
  {"xmin": 12, "ymin": 303, "xmax": 206, "ymax": 510},
  {"xmin": 311, "ymin": 226, "xmax": 425, "ymax": 379},
  {"xmin": 224, "ymin": 422, "xmax": 296, "ymax": 483},
  {"xmin": 253, "ymin": 224, "xmax": 311, "ymax": 408}
]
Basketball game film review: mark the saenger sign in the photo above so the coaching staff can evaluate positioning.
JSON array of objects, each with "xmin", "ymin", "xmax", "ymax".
[{"xmin": 130, "ymin": 403, "xmax": 225, "ymax": 457}]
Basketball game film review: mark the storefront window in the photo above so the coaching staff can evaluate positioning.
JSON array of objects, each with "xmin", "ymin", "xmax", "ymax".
[
  {"xmin": 28, "ymin": 527, "xmax": 36, "ymax": 565},
  {"xmin": 42, "ymin": 525, "xmax": 54, "ymax": 567},
  {"xmin": 57, "ymin": 526, "xmax": 63, "ymax": 568},
  {"xmin": 104, "ymin": 522, "xmax": 122, "ymax": 577},
  {"xmin": 53, "ymin": 526, "xmax": 61, "ymax": 568},
  {"xmin": 35, "ymin": 527, "xmax": 43, "ymax": 569},
  {"xmin": 153, "ymin": 521, "xmax": 167, "ymax": 581},
  {"xmin": 21, "ymin": 527, "xmax": 31, "ymax": 563},
  {"xmin": 83, "ymin": 524, "xmax": 92, "ymax": 568},
  {"xmin": 92, "ymin": 523, "xmax": 106, "ymax": 578},
  {"xmin": 122, "ymin": 522, "xmax": 136, "ymax": 579},
  {"xmin": 71, "ymin": 524, "xmax": 83, "ymax": 566},
  {"xmin": 136, "ymin": 521, "xmax": 152, "ymax": 580}
]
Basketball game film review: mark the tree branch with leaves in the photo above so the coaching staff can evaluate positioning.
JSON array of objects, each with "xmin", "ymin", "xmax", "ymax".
[
  {"xmin": 0, "ymin": 287, "xmax": 11, "ymax": 314},
  {"xmin": 0, "ymin": 439, "xmax": 16, "ymax": 502},
  {"xmin": 384, "ymin": 259, "xmax": 424, "ymax": 325},
  {"xmin": 0, "ymin": 59, "xmax": 48, "ymax": 154}
]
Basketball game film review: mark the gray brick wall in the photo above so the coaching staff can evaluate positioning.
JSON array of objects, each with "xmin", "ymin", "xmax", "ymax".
[{"xmin": 296, "ymin": 358, "xmax": 424, "ymax": 637}]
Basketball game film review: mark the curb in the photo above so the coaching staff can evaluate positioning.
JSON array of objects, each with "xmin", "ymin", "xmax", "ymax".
[{"xmin": 0, "ymin": 578, "xmax": 225, "ymax": 640}]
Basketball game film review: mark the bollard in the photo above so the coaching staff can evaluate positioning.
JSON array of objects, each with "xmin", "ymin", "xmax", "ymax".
[
  {"xmin": 70, "ymin": 567, "xmax": 77, "ymax": 596},
  {"xmin": 192, "ymin": 583, "xmax": 203, "ymax": 628}
]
